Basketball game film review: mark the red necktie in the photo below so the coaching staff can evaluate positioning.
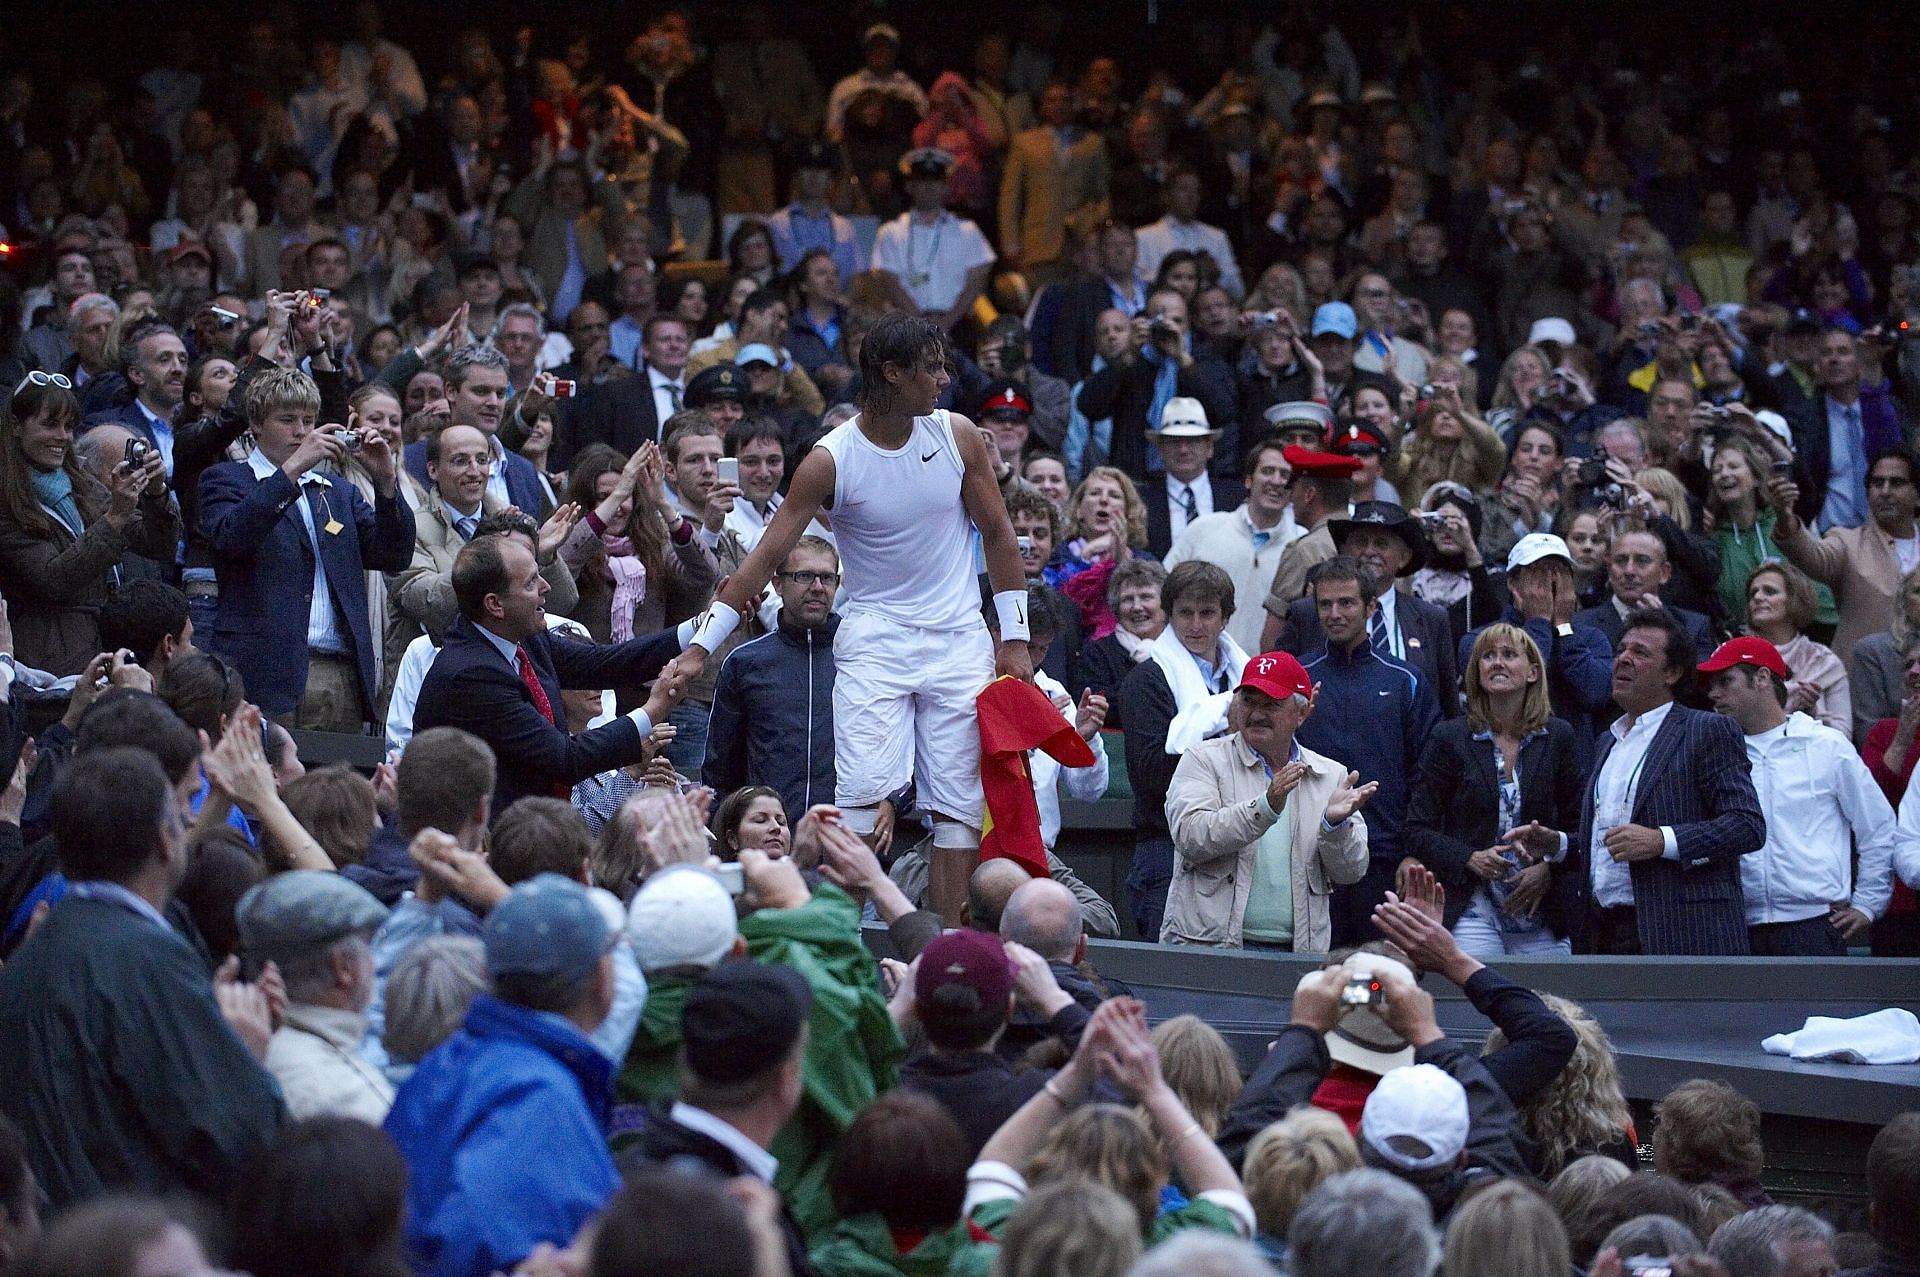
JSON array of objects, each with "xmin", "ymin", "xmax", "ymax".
[
  {"xmin": 516, "ymin": 646, "xmax": 556, "ymax": 724},
  {"xmin": 516, "ymin": 646, "xmax": 572, "ymax": 798}
]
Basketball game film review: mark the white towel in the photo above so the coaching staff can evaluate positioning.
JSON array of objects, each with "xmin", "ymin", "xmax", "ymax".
[
  {"xmin": 1760, "ymin": 1008, "xmax": 1920, "ymax": 1065},
  {"xmin": 1149, "ymin": 627, "xmax": 1251, "ymax": 755}
]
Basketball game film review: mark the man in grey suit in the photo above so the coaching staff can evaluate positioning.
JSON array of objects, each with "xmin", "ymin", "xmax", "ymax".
[{"xmin": 1514, "ymin": 607, "xmax": 1764, "ymax": 954}]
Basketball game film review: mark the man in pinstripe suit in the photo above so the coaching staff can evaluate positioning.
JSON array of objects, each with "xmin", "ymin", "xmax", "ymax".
[{"xmin": 1522, "ymin": 608, "xmax": 1766, "ymax": 954}]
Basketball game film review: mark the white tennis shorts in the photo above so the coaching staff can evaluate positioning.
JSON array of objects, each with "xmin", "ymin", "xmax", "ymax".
[{"xmin": 832, "ymin": 610, "xmax": 993, "ymax": 825}]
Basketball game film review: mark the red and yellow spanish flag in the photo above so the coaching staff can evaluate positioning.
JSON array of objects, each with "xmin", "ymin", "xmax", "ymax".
[{"xmin": 977, "ymin": 676, "xmax": 1096, "ymax": 878}]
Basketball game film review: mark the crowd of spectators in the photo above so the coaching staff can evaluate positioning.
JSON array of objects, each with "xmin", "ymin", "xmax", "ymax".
[{"xmin": 1, "ymin": 2, "xmax": 1919, "ymax": 1275}]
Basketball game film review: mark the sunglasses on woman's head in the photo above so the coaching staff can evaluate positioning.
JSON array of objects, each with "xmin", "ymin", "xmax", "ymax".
[{"xmin": 10, "ymin": 371, "xmax": 72, "ymax": 400}]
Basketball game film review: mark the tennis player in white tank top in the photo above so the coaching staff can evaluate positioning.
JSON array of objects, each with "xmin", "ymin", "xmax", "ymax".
[{"xmin": 673, "ymin": 315, "xmax": 1034, "ymax": 924}]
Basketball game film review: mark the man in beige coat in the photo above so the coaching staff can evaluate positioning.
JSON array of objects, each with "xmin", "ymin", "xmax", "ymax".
[
  {"xmin": 1162, "ymin": 650, "xmax": 1376, "ymax": 949},
  {"xmin": 1770, "ymin": 454, "xmax": 1918, "ymax": 669},
  {"xmin": 997, "ymin": 83, "xmax": 1109, "ymax": 284}
]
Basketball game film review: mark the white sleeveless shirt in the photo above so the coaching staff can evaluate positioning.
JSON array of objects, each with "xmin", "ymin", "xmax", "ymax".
[{"xmin": 814, "ymin": 409, "xmax": 983, "ymax": 631}]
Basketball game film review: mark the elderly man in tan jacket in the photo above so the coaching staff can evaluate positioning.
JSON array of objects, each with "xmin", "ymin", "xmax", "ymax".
[{"xmin": 1162, "ymin": 650, "xmax": 1376, "ymax": 949}]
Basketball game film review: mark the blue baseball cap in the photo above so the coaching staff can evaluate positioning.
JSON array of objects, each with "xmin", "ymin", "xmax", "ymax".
[
  {"xmin": 484, "ymin": 874, "xmax": 617, "ymax": 984},
  {"xmin": 1311, "ymin": 302, "xmax": 1358, "ymax": 340}
]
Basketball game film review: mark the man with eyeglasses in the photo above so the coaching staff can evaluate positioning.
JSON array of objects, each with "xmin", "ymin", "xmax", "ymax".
[
  {"xmin": 1349, "ymin": 272, "xmax": 1430, "ymax": 389},
  {"xmin": 703, "ymin": 536, "xmax": 858, "ymax": 827}
]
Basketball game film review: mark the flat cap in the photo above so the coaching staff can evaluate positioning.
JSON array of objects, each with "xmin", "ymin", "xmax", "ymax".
[{"xmin": 237, "ymin": 871, "xmax": 388, "ymax": 967}]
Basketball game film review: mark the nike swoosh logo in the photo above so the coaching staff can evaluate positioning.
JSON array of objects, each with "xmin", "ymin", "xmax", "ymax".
[
  {"xmin": 922, "ymin": 449, "xmax": 940, "ymax": 462},
  {"xmin": 1016, "ymin": 604, "xmax": 1026, "ymax": 625},
  {"xmin": 1377, "ymin": 689, "xmax": 1391, "ymax": 696}
]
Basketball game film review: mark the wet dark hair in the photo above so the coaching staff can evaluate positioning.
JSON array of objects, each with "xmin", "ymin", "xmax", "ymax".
[{"xmin": 858, "ymin": 313, "xmax": 949, "ymax": 396}]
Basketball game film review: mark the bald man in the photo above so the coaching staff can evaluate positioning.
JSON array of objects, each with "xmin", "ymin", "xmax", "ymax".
[
  {"xmin": 965, "ymin": 859, "xmax": 1033, "ymax": 934},
  {"xmin": 998, "ymin": 877, "xmax": 1126, "ymax": 1059}
]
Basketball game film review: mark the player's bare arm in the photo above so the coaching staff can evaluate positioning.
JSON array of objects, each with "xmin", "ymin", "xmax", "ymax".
[{"xmin": 954, "ymin": 412, "xmax": 1035, "ymax": 683}]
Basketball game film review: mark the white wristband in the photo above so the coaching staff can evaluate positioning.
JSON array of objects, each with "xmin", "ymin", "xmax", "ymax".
[
  {"xmin": 993, "ymin": 590, "xmax": 1031, "ymax": 642},
  {"xmin": 689, "ymin": 600, "xmax": 742, "ymax": 652}
]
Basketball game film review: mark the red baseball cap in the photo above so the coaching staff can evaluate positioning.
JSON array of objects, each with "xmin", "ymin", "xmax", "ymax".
[
  {"xmin": 1240, "ymin": 651, "xmax": 1313, "ymax": 701},
  {"xmin": 1697, "ymin": 636, "xmax": 1788, "ymax": 679},
  {"xmin": 1281, "ymin": 444, "xmax": 1364, "ymax": 480}
]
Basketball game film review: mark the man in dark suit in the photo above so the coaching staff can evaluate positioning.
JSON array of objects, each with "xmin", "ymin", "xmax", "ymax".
[
  {"xmin": 200, "ymin": 367, "xmax": 415, "ymax": 730},
  {"xmin": 1051, "ymin": 221, "xmax": 1149, "ymax": 384},
  {"xmin": 1525, "ymin": 608, "xmax": 1765, "ymax": 955},
  {"xmin": 1784, "ymin": 327, "xmax": 1911, "ymax": 531},
  {"xmin": 617, "ymin": 960, "xmax": 814, "ymax": 1277},
  {"xmin": 1277, "ymin": 502, "xmax": 1459, "ymax": 714},
  {"xmin": 1573, "ymin": 526, "xmax": 1715, "ymax": 658},
  {"xmin": 1136, "ymin": 398, "xmax": 1244, "ymax": 557},
  {"xmin": 402, "ymin": 346, "xmax": 549, "ymax": 517},
  {"xmin": 412, "ymin": 533, "xmax": 689, "ymax": 814}
]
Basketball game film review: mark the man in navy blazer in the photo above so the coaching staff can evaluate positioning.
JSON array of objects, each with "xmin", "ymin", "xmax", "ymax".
[
  {"xmin": 401, "ymin": 346, "xmax": 550, "ymax": 517},
  {"xmin": 1525, "ymin": 607, "xmax": 1764, "ymax": 955},
  {"xmin": 412, "ymin": 533, "xmax": 691, "ymax": 814},
  {"xmin": 200, "ymin": 367, "xmax": 415, "ymax": 730}
]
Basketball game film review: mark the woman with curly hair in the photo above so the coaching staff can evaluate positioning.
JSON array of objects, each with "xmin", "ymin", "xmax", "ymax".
[
  {"xmin": 1484, "ymin": 993, "xmax": 1636, "ymax": 1176},
  {"xmin": 1052, "ymin": 466, "xmax": 1151, "ymax": 638}
]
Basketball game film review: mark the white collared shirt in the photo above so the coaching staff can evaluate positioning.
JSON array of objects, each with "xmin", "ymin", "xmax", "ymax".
[
  {"xmin": 1740, "ymin": 713, "xmax": 1895, "ymax": 924},
  {"xmin": 1588, "ymin": 699, "xmax": 1680, "ymax": 908},
  {"xmin": 648, "ymin": 365, "xmax": 686, "ymax": 433},
  {"xmin": 483, "ymin": 436, "xmax": 511, "ymax": 508},
  {"xmin": 669, "ymin": 1101, "xmax": 779, "ymax": 1183},
  {"xmin": 1166, "ymin": 471, "xmax": 1212, "ymax": 540},
  {"xmin": 1372, "ymin": 586, "xmax": 1404, "ymax": 661},
  {"xmin": 247, "ymin": 448, "xmax": 348, "ymax": 654}
]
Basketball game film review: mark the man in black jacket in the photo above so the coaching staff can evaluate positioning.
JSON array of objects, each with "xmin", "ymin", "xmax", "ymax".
[
  {"xmin": 1216, "ymin": 958, "xmax": 1530, "ymax": 1225},
  {"xmin": 1075, "ymin": 287, "xmax": 1238, "ymax": 482},
  {"xmin": 618, "ymin": 962, "xmax": 816, "ymax": 1277},
  {"xmin": 703, "ymin": 536, "xmax": 840, "ymax": 823},
  {"xmin": 898, "ymin": 928, "xmax": 1090, "ymax": 1157}
]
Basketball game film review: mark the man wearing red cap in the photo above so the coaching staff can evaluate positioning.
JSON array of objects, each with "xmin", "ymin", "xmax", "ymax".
[
  {"xmin": 1699, "ymin": 637, "xmax": 1896, "ymax": 956},
  {"xmin": 1258, "ymin": 445, "xmax": 1361, "ymax": 627},
  {"xmin": 1162, "ymin": 650, "xmax": 1376, "ymax": 949}
]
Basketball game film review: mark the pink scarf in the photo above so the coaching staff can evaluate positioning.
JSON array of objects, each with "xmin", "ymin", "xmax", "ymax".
[{"xmin": 601, "ymin": 533, "xmax": 648, "ymax": 642}]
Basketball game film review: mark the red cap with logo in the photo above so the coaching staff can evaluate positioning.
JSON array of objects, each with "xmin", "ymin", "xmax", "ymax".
[
  {"xmin": 1240, "ymin": 651, "xmax": 1313, "ymax": 701},
  {"xmin": 1696, "ymin": 636, "xmax": 1788, "ymax": 680}
]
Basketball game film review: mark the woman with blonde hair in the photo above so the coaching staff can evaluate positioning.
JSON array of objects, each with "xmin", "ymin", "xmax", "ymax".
[
  {"xmin": 1485, "ymin": 994, "xmax": 1637, "ymax": 1176},
  {"xmin": 1405, "ymin": 622, "xmax": 1579, "ymax": 954},
  {"xmin": 1441, "ymin": 1179, "xmax": 1572, "ymax": 1277},
  {"xmin": 957, "ymin": 999, "xmax": 1254, "ymax": 1275},
  {"xmin": 988, "ymin": 1180, "xmax": 1142, "ymax": 1277},
  {"xmin": 1150, "ymin": 1015, "xmax": 1243, "ymax": 1138},
  {"xmin": 1744, "ymin": 560, "xmax": 1852, "ymax": 734},
  {"xmin": 1486, "ymin": 344, "xmax": 1552, "ymax": 443},
  {"xmin": 1243, "ymin": 262, "xmax": 1308, "ymax": 331},
  {"xmin": 1055, "ymin": 466, "xmax": 1152, "ymax": 637},
  {"xmin": 1390, "ymin": 386, "xmax": 1506, "ymax": 505},
  {"xmin": 1242, "ymin": 1107, "xmax": 1361, "ymax": 1263}
]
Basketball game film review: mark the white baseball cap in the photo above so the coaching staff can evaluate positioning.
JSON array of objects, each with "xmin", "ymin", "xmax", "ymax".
[
  {"xmin": 625, "ymin": 866, "xmax": 738, "ymax": 974},
  {"xmin": 1527, "ymin": 316, "xmax": 1577, "ymax": 347},
  {"xmin": 1507, "ymin": 532, "xmax": 1573, "ymax": 572},
  {"xmin": 1360, "ymin": 1062, "xmax": 1470, "ymax": 1171}
]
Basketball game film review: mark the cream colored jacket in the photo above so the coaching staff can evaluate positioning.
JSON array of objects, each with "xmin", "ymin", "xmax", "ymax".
[{"xmin": 1162, "ymin": 733, "xmax": 1368, "ymax": 951}]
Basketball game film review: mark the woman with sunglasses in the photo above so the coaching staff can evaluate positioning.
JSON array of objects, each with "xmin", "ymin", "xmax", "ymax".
[{"xmin": 0, "ymin": 373, "xmax": 179, "ymax": 674}]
